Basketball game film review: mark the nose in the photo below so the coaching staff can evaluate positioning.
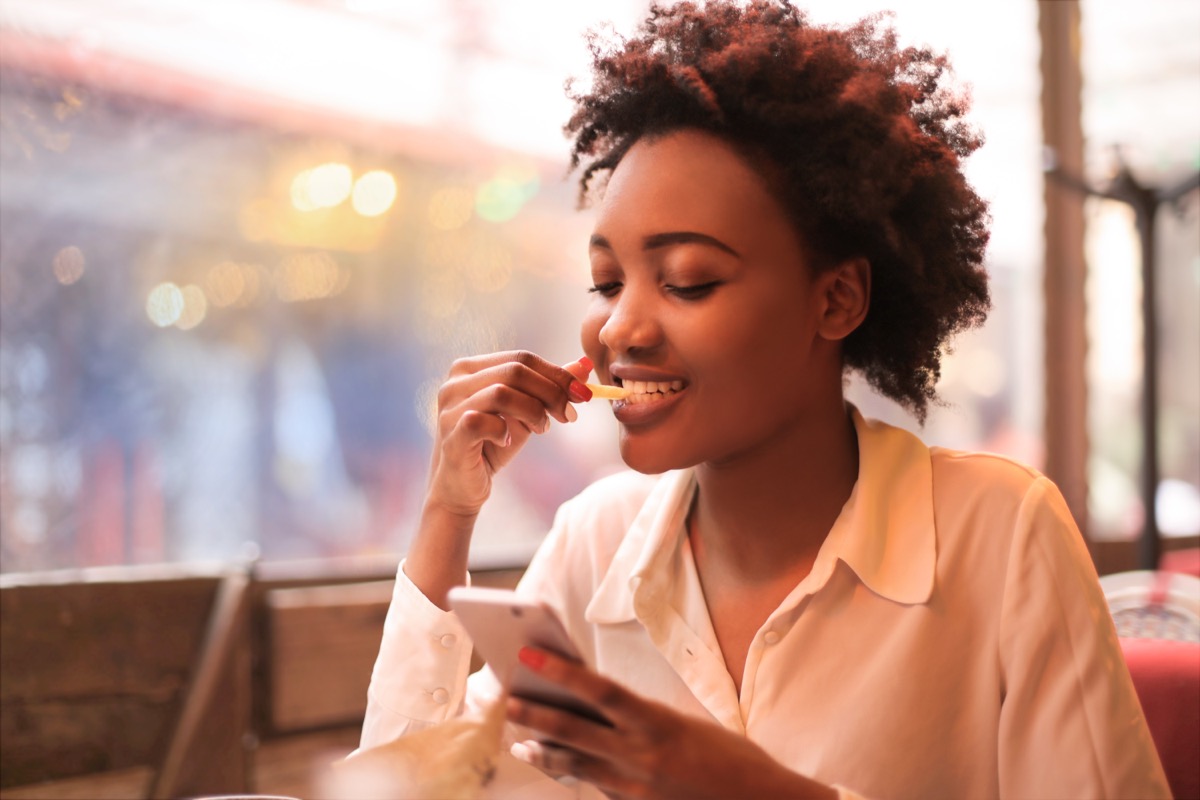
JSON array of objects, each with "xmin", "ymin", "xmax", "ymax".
[{"xmin": 597, "ymin": 284, "xmax": 663, "ymax": 355}]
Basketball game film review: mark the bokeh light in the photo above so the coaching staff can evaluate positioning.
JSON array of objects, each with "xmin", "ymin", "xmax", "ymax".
[
  {"xmin": 274, "ymin": 251, "xmax": 345, "ymax": 302},
  {"xmin": 290, "ymin": 162, "xmax": 353, "ymax": 211},
  {"xmin": 428, "ymin": 186, "xmax": 474, "ymax": 230},
  {"xmin": 290, "ymin": 170, "xmax": 321, "ymax": 212},
  {"xmin": 146, "ymin": 283, "xmax": 185, "ymax": 327},
  {"xmin": 204, "ymin": 261, "xmax": 266, "ymax": 308},
  {"xmin": 306, "ymin": 163, "xmax": 353, "ymax": 208},
  {"xmin": 474, "ymin": 165, "xmax": 539, "ymax": 223},
  {"xmin": 175, "ymin": 284, "xmax": 208, "ymax": 330},
  {"xmin": 205, "ymin": 261, "xmax": 246, "ymax": 307},
  {"xmin": 351, "ymin": 169, "xmax": 397, "ymax": 217},
  {"xmin": 52, "ymin": 246, "xmax": 85, "ymax": 285},
  {"xmin": 235, "ymin": 263, "xmax": 264, "ymax": 307}
]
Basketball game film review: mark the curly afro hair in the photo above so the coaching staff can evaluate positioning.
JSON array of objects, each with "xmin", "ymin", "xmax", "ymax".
[{"xmin": 565, "ymin": 0, "xmax": 991, "ymax": 420}]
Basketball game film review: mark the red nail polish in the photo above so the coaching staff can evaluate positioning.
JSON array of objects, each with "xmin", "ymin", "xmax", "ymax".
[
  {"xmin": 568, "ymin": 380, "xmax": 592, "ymax": 403},
  {"xmin": 577, "ymin": 355, "xmax": 594, "ymax": 372},
  {"xmin": 518, "ymin": 646, "xmax": 546, "ymax": 671}
]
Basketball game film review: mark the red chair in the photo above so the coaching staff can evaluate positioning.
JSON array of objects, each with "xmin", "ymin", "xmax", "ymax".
[
  {"xmin": 1161, "ymin": 547, "xmax": 1200, "ymax": 579},
  {"xmin": 1119, "ymin": 637, "xmax": 1200, "ymax": 799},
  {"xmin": 1102, "ymin": 571, "xmax": 1200, "ymax": 799}
]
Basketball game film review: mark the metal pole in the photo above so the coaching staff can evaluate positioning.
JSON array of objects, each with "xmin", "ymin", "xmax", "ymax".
[{"xmin": 1136, "ymin": 185, "xmax": 1160, "ymax": 570}]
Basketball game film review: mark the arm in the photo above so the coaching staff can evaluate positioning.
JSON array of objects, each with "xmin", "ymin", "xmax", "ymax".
[
  {"xmin": 406, "ymin": 352, "xmax": 594, "ymax": 609},
  {"xmin": 360, "ymin": 352, "xmax": 593, "ymax": 749},
  {"xmin": 997, "ymin": 477, "xmax": 1170, "ymax": 798},
  {"xmin": 360, "ymin": 560, "xmax": 481, "ymax": 749}
]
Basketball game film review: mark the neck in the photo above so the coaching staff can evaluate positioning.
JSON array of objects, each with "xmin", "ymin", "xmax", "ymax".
[{"xmin": 690, "ymin": 399, "xmax": 859, "ymax": 580}]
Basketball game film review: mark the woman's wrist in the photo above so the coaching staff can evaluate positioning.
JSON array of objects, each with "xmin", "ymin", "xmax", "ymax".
[{"xmin": 404, "ymin": 499, "xmax": 479, "ymax": 609}]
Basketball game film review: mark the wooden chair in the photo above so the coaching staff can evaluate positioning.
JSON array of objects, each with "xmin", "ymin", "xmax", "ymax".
[{"xmin": 0, "ymin": 566, "xmax": 253, "ymax": 799}]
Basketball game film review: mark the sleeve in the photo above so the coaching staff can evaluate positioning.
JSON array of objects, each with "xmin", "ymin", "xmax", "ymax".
[
  {"xmin": 359, "ymin": 560, "xmax": 479, "ymax": 750},
  {"xmin": 997, "ymin": 477, "xmax": 1171, "ymax": 799},
  {"xmin": 359, "ymin": 495, "xmax": 586, "ymax": 752}
]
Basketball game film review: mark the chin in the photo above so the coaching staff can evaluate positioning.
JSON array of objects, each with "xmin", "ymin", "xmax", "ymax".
[{"xmin": 617, "ymin": 433, "xmax": 697, "ymax": 475}]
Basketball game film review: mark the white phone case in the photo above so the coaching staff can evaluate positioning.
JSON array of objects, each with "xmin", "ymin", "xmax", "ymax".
[{"xmin": 447, "ymin": 586, "xmax": 608, "ymax": 724}]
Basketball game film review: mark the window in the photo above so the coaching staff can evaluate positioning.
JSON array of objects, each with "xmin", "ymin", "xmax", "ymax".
[
  {"xmin": 1, "ymin": 1, "xmax": 1066, "ymax": 572},
  {"xmin": 1080, "ymin": 0, "xmax": 1200, "ymax": 541}
]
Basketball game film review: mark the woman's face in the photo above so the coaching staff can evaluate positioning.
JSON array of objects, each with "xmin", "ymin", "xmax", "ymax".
[{"xmin": 581, "ymin": 128, "xmax": 846, "ymax": 474}]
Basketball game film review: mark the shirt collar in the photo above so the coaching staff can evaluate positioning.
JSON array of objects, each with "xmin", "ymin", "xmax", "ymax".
[
  {"xmin": 586, "ymin": 468, "xmax": 695, "ymax": 625},
  {"xmin": 585, "ymin": 406, "xmax": 936, "ymax": 625},
  {"xmin": 820, "ymin": 407, "xmax": 936, "ymax": 605}
]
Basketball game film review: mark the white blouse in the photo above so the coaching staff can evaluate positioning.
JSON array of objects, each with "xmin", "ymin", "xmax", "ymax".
[{"xmin": 362, "ymin": 410, "xmax": 1169, "ymax": 799}]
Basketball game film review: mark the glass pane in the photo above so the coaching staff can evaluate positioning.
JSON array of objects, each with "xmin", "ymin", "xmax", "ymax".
[
  {"xmin": 0, "ymin": 0, "xmax": 1048, "ymax": 573},
  {"xmin": 1080, "ymin": 0, "xmax": 1200, "ymax": 541}
]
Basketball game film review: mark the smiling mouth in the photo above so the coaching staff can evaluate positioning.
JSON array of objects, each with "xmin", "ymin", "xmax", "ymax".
[{"xmin": 617, "ymin": 379, "xmax": 685, "ymax": 404}]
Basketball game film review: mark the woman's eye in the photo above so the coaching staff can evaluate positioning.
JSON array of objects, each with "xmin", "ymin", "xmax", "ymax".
[
  {"xmin": 666, "ymin": 281, "xmax": 720, "ymax": 300},
  {"xmin": 588, "ymin": 282, "xmax": 621, "ymax": 298}
]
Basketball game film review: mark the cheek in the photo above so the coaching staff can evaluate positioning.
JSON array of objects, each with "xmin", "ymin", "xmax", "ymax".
[{"xmin": 692, "ymin": 298, "xmax": 813, "ymax": 398}]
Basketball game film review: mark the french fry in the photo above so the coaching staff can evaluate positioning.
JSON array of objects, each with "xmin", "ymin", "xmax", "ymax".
[{"xmin": 585, "ymin": 382, "xmax": 631, "ymax": 400}]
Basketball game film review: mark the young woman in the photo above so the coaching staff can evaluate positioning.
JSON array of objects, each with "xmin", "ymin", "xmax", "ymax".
[{"xmin": 361, "ymin": 2, "xmax": 1169, "ymax": 798}]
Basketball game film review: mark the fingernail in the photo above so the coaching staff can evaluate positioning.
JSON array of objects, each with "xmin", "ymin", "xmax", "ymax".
[
  {"xmin": 564, "ymin": 403, "xmax": 578, "ymax": 423},
  {"xmin": 510, "ymin": 741, "xmax": 534, "ymax": 763},
  {"xmin": 577, "ymin": 355, "xmax": 594, "ymax": 372},
  {"xmin": 568, "ymin": 380, "xmax": 592, "ymax": 403},
  {"xmin": 518, "ymin": 646, "xmax": 546, "ymax": 671}
]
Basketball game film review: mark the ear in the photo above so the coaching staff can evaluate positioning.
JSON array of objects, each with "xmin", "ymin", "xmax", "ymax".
[{"xmin": 816, "ymin": 257, "xmax": 870, "ymax": 341}]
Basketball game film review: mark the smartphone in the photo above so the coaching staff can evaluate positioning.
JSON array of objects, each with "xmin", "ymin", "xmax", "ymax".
[{"xmin": 446, "ymin": 586, "xmax": 610, "ymax": 725}]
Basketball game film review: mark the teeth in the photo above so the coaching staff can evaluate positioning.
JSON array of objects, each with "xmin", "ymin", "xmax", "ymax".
[{"xmin": 620, "ymin": 379, "xmax": 684, "ymax": 403}]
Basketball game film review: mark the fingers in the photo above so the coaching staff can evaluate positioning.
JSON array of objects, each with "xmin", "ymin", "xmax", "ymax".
[
  {"xmin": 516, "ymin": 647, "xmax": 637, "ymax": 724},
  {"xmin": 505, "ymin": 648, "xmax": 659, "ymax": 766},
  {"xmin": 511, "ymin": 740, "xmax": 570, "ymax": 779},
  {"xmin": 512, "ymin": 740, "xmax": 640, "ymax": 799},
  {"xmin": 438, "ymin": 381, "xmax": 550, "ymax": 444},
  {"xmin": 564, "ymin": 355, "xmax": 594, "ymax": 383},
  {"xmin": 428, "ymin": 352, "xmax": 592, "ymax": 514},
  {"xmin": 442, "ymin": 351, "xmax": 592, "ymax": 427},
  {"xmin": 505, "ymin": 695, "xmax": 622, "ymax": 761}
]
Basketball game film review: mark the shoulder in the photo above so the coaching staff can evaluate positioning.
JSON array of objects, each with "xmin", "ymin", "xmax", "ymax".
[
  {"xmin": 929, "ymin": 445, "xmax": 1053, "ymax": 510},
  {"xmin": 926, "ymin": 445, "xmax": 1082, "ymax": 566},
  {"xmin": 930, "ymin": 444, "xmax": 1042, "ymax": 480}
]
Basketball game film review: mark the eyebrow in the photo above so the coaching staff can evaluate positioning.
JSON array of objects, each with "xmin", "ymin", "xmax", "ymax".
[{"xmin": 589, "ymin": 231, "xmax": 741, "ymax": 258}]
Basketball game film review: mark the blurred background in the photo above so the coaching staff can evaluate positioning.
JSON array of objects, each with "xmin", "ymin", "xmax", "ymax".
[{"xmin": 0, "ymin": 0, "xmax": 1197, "ymax": 572}]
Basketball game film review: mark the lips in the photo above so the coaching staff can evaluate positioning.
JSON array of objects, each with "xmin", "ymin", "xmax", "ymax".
[{"xmin": 605, "ymin": 370, "xmax": 688, "ymax": 425}]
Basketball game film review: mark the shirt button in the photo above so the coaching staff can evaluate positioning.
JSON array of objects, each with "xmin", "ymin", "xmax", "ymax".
[
  {"xmin": 432, "ymin": 688, "xmax": 450, "ymax": 704},
  {"xmin": 763, "ymin": 630, "xmax": 781, "ymax": 645},
  {"xmin": 439, "ymin": 633, "xmax": 457, "ymax": 648}
]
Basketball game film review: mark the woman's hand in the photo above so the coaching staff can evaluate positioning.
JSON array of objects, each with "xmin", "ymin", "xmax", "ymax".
[
  {"xmin": 406, "ymin": 353, "xmax": 593, "ymax": 608},
  {"xmin": 506, "ymin": 648, "xmax": 836, "ymax": 800},
  {"xmin": 427, "ymin": 352, "xmax": 592, "ymax": 517}
]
